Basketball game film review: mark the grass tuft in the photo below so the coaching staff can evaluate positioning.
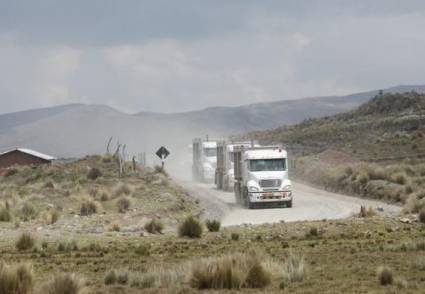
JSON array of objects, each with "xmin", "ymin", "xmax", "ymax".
[
  {"xmin": 144, "ymin": 219, "xmax": 164, "ymax": 234},
  {"xmin": 377, "ymin": 266, "xmax": 393, "ymax": 286},
  {"xmin": 0, "ymin": 262, "xmax": 33, "ymax": 294},
  {"xmin": 15, "ymin": 233, "xmax": 36, "ymax": 251},
  {"xmin": 41, "ymin": 273, "xmax": 85, "ymax": 294},
  {"xmin": 206, "ymin": 219, "xmax": 221, "ymax": 232},
  {"xmin": 178, "ymin": 216, "xmax": 203, "ymax": 238}
]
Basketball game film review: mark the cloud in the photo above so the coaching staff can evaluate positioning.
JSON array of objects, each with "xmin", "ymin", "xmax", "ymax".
[{"xmin": 1, "ymin": 1, "xmax": 425, "ymax": 114}]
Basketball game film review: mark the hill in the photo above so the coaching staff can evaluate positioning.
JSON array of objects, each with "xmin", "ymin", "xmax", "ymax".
[
  {"xmin": 0, "ymin": 85, "xmax": 424, "ymax": 161},
  {"xmin": 247, "ymin": 91, "xmax": 425, "ymax": 161}
]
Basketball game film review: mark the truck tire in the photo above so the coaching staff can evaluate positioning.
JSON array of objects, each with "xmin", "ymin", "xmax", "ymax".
[
  {"xmin": 286, "ymin": 199, "xmax": 293, "ymax": 208},
  {"xmin": 243, "ymin": 187, "xmax": 255, "ymax": 209}
]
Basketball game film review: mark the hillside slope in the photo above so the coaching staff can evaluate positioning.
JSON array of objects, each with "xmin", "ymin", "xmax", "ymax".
[
  {"xmin": 247, "ymin": 92, "xmax": 425, "ymax": 161},
  {"xmin": 0, "ymin": 85, "xmax": 424, "ymax": 159}
]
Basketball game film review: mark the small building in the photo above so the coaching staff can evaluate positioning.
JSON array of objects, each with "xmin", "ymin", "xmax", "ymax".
[{"xmin": 0, "ymin": 148, "xmax": 56, "ymax": 169}]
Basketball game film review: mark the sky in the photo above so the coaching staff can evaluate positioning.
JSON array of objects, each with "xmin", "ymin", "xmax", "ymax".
[{"xmin": 1, "ymin": 0, "xmax": 425, "ymax": 114}]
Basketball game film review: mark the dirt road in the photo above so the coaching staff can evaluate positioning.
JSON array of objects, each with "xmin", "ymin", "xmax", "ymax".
[{"xmin": 180, "ymin": 180, "xmax": 401, "ymax": 226}]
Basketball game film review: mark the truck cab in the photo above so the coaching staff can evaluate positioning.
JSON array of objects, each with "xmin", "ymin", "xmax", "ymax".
[
  {"xmin": 192, "ymin": 138, "xmax": 217, "ymax": 182},
  {"xmin": 234, "ymin": 146, "xmax": 292, "ymax": 209}
]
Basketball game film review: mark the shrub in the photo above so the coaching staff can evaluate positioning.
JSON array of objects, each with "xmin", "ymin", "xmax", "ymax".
[
  {"xmin": 80, "ymin": 200, "xmax": 97, "ymax": 216},
  {"xmin": 117, "ymin": 271, "xmax": 129, "ymax": 285},
  {"xmin": 0, "ymin": 207, "xmax": 12, "ymax": 222},
  {"xmin": 57, "ymin": 240, "xmax": 78, "ymax": 252},
  {"xmin": 393, "ymin": 173, "xmax": 407, "ymax": 185},
  {"xmin": 116, "ymin": 197, "xmax": 131, "ymax": 213},
  {"xmin": 359, "ymin": 206, "xmax": 376, "ymax": 218},
  {"xmin": 100, "ymin": 192, "xmax": 109, "ymax": 202},
  {"xmin": 377, "ymin": 266, "xmax": 393, "ymax": 286},
  {"xmin": 144, "ymin": 219, "xmax": 164, "ymax": 234},
  {"xmin": 307, "ymin": 227, "xmax": 318, "ymax": 237},
  {"xmin": 20, "ymin": 202, "xmax": 38, "ymax": 222},
  {"xmin": 104, "ymin": 270, "xmax": 117, "ymax": 285},
  {"xmin": 206, "ymin": 219, "xmax": 221, "ymax": 232},
  {"xmin": 282, "ymin": 252, "xmax": 305, "ymax": 283},
  {"xmin": 0, "ymin": 262, "xmax": 33, "ymax": 294},
  {"xmin": 245, "ymin": 262, "xmax": 271, "ymax": 288},
  {"xmin": 87, "ymin": 167, "xmax": 102, "ymax": 180},
  {"xmin": 419, "ymin": 208, "xmax": 425, "ymax": 224},
  {"xmin": 190, "ymin": 252, "xmax": 270, "ymax": 289},
  {"xmin": 15, "ymin": 233, "xmax": 36, "ymax": 251},
  {"xmin": 42, "ymin": 273, "xmax": 84, "ymax": 294},
  {"xmin": 231, "ymin": 233, "xmax": 240, "ymax": 241},
  {"xmin": 49, "ymin": 210, "xmax": 60, "ymax": 225},
  {"xmin": 178, "ymin": 216, "xmax": 203, "ymax": 238}
]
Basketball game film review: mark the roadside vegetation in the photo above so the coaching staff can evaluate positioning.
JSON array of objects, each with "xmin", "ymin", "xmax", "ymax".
[{"xmin": 0, "ymin": 155, "xmax": 200, "ymax": 235}]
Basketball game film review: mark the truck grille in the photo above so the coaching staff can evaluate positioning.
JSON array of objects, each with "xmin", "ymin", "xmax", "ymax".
[{"xmin": 259, "ymin": 179, "xmax": 282, "ymax": 188}]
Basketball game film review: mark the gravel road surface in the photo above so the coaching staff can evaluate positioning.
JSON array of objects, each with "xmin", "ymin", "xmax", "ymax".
[{"xmin": 179, "ymin": 180, "xmax": 401, "ymax": 227}]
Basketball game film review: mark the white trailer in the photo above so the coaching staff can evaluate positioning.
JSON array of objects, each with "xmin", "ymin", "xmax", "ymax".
[
  {"xmin": 233, "ymin": 145, "xmax": 293, "ymax": 209},
  {"xmin": 215, "ymin": 141, "xmax": 253, "ymax": 191},
  {"xmin": 192, "ymin": 138, "xmax": 217, "ymax": 182}
]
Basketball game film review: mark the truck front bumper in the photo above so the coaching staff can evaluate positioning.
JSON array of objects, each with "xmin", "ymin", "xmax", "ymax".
[{"xmin": 248, "ymin": 191, "xmax": 292, "ymax": 203}]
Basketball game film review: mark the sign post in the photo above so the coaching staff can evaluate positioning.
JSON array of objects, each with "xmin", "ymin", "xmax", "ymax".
[{"xmin": 155, "ymin": 146, "xmax": 170, "ymax": 170}]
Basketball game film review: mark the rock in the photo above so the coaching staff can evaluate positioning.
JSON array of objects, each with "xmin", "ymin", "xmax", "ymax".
[
  {"xmin": 399, "ymin": 217, "xmax": 412, "ymax": 224},
  {"xmin": 377, "ymin": 207, "xmax": 384, "ymax": 212}
]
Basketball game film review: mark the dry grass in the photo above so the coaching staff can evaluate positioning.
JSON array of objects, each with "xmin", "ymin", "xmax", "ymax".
[
  {"xmin": 206, "ymin": 219, "xmax": 221, "ymax": 232},
  {"xmin": 0, "ymin": 262, "xmax": 33, "ymax": 294},
  {"xmin": 116, "ymin": 197, "xmax": 131, "ymax": 213},
  {"xmin": 178, "ymin": 216, "xmax": 203, "ymax": 238},
  {"xmin": 282, "ymin": 251, "xmax": 306, "ymax": 283},
  {"xmin": 144, "ymin": 219, "xmax": 164, "ymax": 234},
  {"xmin": 41, "ymin": 273, "xmax": 85, "ymax": 294},
  {"xmin": 15, "ymin": 233, "xmax": 36, "ymax": 251},
  {"xmin": 190, "ymin": 251, "xmax": 271, "ymax": 289},
  {"xmin": 359, "ymin": 206, "xmax": 376, "ymax": 218},
  {"xmin": 377, "ymin": 266, "xmax": 393, "ymax": 286},
  {"xmin": 79, "ymin": 200, "xmax": 98, "ymax": 216}
]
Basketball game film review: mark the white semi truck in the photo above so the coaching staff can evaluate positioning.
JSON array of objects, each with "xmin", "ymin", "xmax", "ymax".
[
  {"xmin": 215, "ymin": 140, "xmax": 253, "ymax": 191},
  {"xmin": 192, "ymin": 138, "xmax": 217, "ymax": 182},
  {"xmin": 233, "ymin": 145, "xmax": 293, "ymax": 209}
]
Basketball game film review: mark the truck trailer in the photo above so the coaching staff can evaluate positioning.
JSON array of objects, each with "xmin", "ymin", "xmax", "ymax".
[
  {"xmin": 192, "ymin": 138, "xmax": 217, "ymax": 182},
  {"xmin": 233, "ymin": 145, "xmax": 293, "ymax": 209},
  {"xmin": 215, "ymin": 140, "xmax": 253, "ymax": 191}
]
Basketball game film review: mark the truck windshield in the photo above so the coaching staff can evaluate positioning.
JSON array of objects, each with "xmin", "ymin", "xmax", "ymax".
[
  {"xmin": 249, "ymin": 159, "xmax": 286, "ymax": 172},
  {"xmin": 204, "ymin": 148, "xmax": 217, "ymax": 157}
]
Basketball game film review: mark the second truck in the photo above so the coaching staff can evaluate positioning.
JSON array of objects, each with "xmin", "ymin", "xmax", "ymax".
[{"xmin": 233, "ymin": 145, "xmax": 293, "ymax": 209}]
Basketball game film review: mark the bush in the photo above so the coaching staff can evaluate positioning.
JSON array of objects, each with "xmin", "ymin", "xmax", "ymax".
[
  {"xmin": 15, "ymin": 233, "xmax": 36, "ymax": 251},
  {"xmin": 5, "ymin": 168, "xmax": 18, "ymax": 177},
  {"xmin": 307, "ymin": 227, "xmax": 318, "ymax": 237},
  {"xmin": 206, "ymin": 219, "xmax": 221, "ymax": 232},
  {"xmin": 44, "ymin": 181, "xmax": 54, "ymax": 189},
  {"xmin": 80, "ymin": 200, "xmax": 97, "ymax": 216},
  {"xmin": 419, "ymin": 209, "xmax": 425, "ymax": 224},
  {"xmin": 104, "ymin": 270, "xmax": 117, "ymax": 285},
  {"xmin": 20, "ymin": 202, "xmax": 38, "ymax": 222},
  {"xmin": 117, "ymin": 271, "xmax": 129, "ymax": 285},
  {"xmin": 144, "ymin": 219, "xmax": 164, "ymax": 234},
  {"xmin": 245, "ymin": 262, "xmax": 271, "ymax": 288},
  {"xmin": 49, "ymin": 210, "xmax": 60, "ymax": 225},
  {"xmin": 0, "ymin": 262, "xmax": 33, "ymax": 294},
  {"xmin": 0, "ymin": 207, "xmax": 12, "ymax": 222},
  {"xmin": 377, "ymin": 266, "xmax": 393, "ymax": 286},
  {"xmin": 231, "ymin": 233, "xmax": 240, "ymax": 241},
  {"xmin": 359, "ymin": 206, "xmax": 376, "ymax": 218},
  {"xmin": 87, "ymin": 167, "xmax": 102, "ymax": 180},
  {"xmin": 282, "ymin": 252, "xmax": 305, "ymax": 283},
  {"xmin": 116, "ymin": 197, "xmax": 131, "ymax": 213},
  {"xmin": 178, "ymin": 216, "xmax": 203, "ymax": 238},
  {"xmin": 42, "ymin": 273, "xmax": 84, "ymax": 294},
  {"xmin": 190, "ymin": 252, "xmax": 270, "ymax": 289}
]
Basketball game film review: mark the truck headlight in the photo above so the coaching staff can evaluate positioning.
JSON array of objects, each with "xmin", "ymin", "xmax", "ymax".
[
  {"xmin": 248, "ymin": 186, "xmax": 260, "ymax": 192},
  {"xmin": 283, "ymin": 185, "xmax": 291, "ymax": 191}
]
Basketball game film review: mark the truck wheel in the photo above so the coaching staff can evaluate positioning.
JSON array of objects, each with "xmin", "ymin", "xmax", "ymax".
[
  {"xmin": 286, "ymin": 199, "xmax": 293, "ymax": 208},
  {"xmin": 248, "ymin": 201, "xmax": 255, "ymax": 209}
]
